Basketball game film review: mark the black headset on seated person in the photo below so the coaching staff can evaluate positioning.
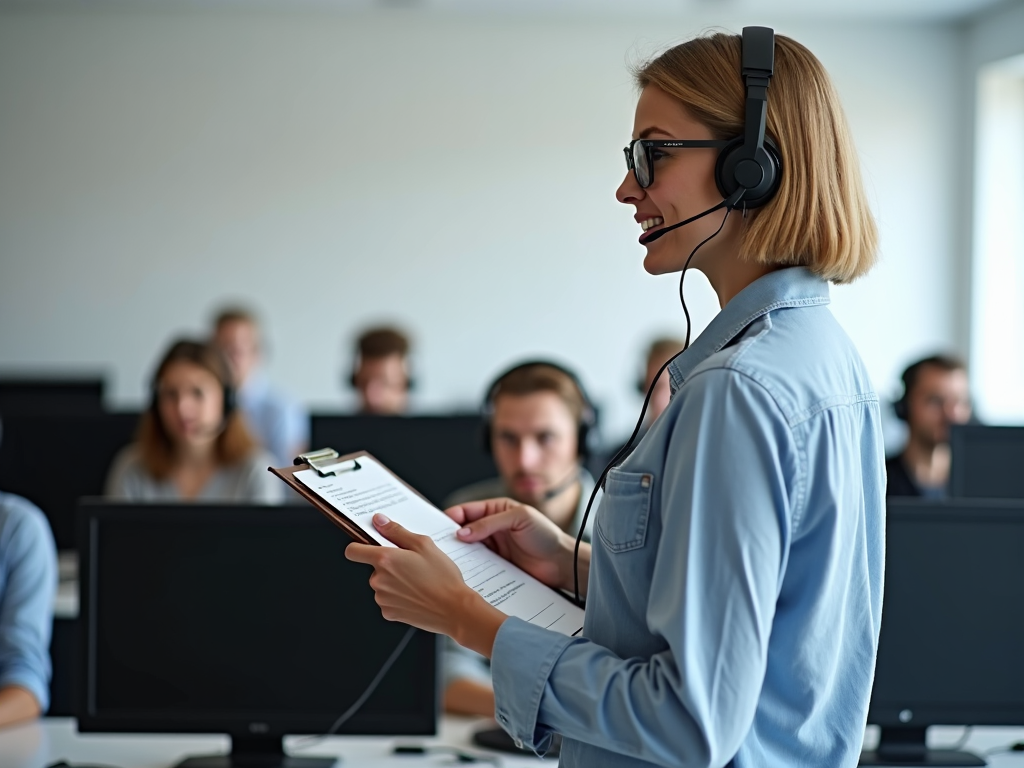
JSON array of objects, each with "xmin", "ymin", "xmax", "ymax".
[{"xmin": 480, "ymin": 360, "xmax": 597, "ymax": 460}]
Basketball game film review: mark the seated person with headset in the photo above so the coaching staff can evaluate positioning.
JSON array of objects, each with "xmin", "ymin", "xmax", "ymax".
[
  {"xmin": 211, "ymin": 306, "xmax": 309, "ymax": 467},
  {"xmin": 0, "ymin": 419, "xmax": 57, "ymax": 728},
  {"xmin": 105, "ymin": 340, "xmax": 282, "ymax": 503},
  {"xmin": 886, "ymin": 354, "xmax": 972, "ymax": 498},
  {"xmin": 348, "ymin": 326, "xmax": 414, "ymax": 415},
  {"xmin": 442, "ymin": 361, "xmax": 599, "ymax": 718}
]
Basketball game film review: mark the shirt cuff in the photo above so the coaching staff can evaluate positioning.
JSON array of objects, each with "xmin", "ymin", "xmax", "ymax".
[
  {"xmin": 0, "ymin": 667, "xmax": 49, "ymax": 713},
  {"xmin": 490, "ymin": 616, "xmax": 575, "ymax": 753}
]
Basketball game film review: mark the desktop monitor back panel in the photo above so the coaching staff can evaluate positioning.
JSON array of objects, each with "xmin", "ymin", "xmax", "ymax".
[
  {"xmin": 78, "ymin": 503, "xmax": 438, "ymax": 737},
  {"xmin": 950, "ymin": 425, "xmax": 1024, "ymax": 499},
  {"xmin": 0, "ymin": 412, "xmax": 139, "ymax": 549},
  {"xmin": 310, "ymin": 415, "xmax": 496, "ymax": 507},
  {"xmin": 0, "ymin": 377, "xmax": 105, "ymax": 416},
  {"xmin": 868, "ymin": 498, "xmax": 1024, "ymax": 727}
]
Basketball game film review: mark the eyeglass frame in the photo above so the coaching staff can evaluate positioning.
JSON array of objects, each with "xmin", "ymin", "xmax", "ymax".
[{"xmin": 623, "ymin": 138, "xmax": 731, "ymax": 189}]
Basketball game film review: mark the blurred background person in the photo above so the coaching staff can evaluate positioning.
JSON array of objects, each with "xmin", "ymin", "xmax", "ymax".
[
  {"xmin": 212, "ymin": 306, "xmax": 309, "ymax": 466},
  {"xmin": 886, "ymin": 354, "xmax": 973, "ymax": 497},
  {"xmin": 638, "ymin": 336, "xmax": 686, "ymax": 427},
  {"xmin": 349, "ymin": 326, "xmax": 413, "ymax": 415},
  {"xmin": 105, "ymin": 340, "xmax": 283, "ymax": 503},
  {"xmin": 0, "ymin": 418, "xmax": 57, "ymax": 728},
  {"xmin": 441, "ymin": 361, "xmax": 598, "ymax": 718}
]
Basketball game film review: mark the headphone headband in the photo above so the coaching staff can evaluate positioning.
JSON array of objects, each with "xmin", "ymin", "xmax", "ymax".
[
  {"xmin": 480, "ymin": 360, "xmax": 597, "ymax": 458},
  {"xmin": 713, "ymin": 27, "xmax": 782, "ymax": 210}
]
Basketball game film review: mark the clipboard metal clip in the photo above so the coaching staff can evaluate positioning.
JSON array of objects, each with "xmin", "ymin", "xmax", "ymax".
[{"xmin": 294, "ymin": 448, "xmax": 362, "ymax": 478}]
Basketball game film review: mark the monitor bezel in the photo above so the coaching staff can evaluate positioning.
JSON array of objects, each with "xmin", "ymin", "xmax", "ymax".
[
  {"xmin": 77, "ymin": 501, "xmax": 439, "ymax": 737},
  {"xmin": 867, "ymin": 497, "xmax": 1024, "ymax": 727}
]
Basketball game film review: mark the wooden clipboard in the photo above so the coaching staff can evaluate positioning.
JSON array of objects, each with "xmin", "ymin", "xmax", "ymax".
[{"xmin": 269, "ymin": 448, "xmax": 431, "ymax": 546}]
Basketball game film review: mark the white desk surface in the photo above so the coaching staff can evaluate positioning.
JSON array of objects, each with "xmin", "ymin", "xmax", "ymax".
[
  {"xmin": 0, "ymin": 716, "xmax": 549, "ymax": 768},
  {"xmin": 2, "ymin": 720, "xmax": 1023, "ymax": 768}
]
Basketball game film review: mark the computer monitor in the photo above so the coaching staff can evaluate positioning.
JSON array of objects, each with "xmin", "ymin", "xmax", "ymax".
[
  {"xmin": 310, "ymin": 415, "xmax": 496, "ymax": 507},
  {"xmin": 78, "ymin": 502, "xmax": 438, "ymax": 768},
  {"xmin": 0, "ymin": 412, "xmax": 138, "ymax": 549},
  {"xmin": 950, "ymin": 425, "xmax": 1024, "ymax": 499},
  {"xmin": 862, "ymin": 498, "xmax": 1024, "ymax": 766},
  {"xmin": 0, "ymin": 376, "xmax": 105, "ymax": 416}
]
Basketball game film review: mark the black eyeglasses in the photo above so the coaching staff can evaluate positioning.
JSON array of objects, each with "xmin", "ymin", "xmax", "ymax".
[{"xmin": 623, "ymin": 138, "xmax": 730, "ymax": 188}]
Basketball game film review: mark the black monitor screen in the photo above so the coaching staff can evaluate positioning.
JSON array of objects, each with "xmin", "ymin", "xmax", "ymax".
[
  {"xmin": 0, "ymin": 413, "xmax": 138, "ymax": 549},
  {"xmin": 868, "ymin": 499, "xmax": 1024, "ymax": 726},
  {"xmin": 950, "ymin": 425, "xmax": 1024, "ymax": 499},
  {"xmin": 310, "ymin": 415, "xmax": 496, "ymax": 507},
  {"xmin": 0, "ymin": 377, "xmax": 104, "ymax": 416},
  {"xmin": 80, "ymin": 504, "xmax": 437, "ymax": 736}
]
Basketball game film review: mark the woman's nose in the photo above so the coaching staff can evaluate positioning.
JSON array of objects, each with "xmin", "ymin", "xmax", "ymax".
[{"xmin": 616, "ymin": 169, "xmax": 644, "ymax": 205}]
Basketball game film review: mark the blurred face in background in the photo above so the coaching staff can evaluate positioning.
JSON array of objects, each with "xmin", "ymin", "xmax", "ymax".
[
  {"xmin": 906, "ymin": 365, "xmax": 972, "ymax": 449},
  {"xmin": 354, "ymin": 354, "xmax": 410, "ymax": 415},
  {"xmin": 491, "ymin": 392, "xmax": 579, "ymax": 508},
  {"xmin": 156, "ymin": 361, "xmax": 225, "ymax": 450},
  {"xmin": 214, "ymin": 319, "xmax": 260, "ymax": 388},
  {"xmin": 644, "ymin": 357, "xmax": 674, "ymax": 423}
]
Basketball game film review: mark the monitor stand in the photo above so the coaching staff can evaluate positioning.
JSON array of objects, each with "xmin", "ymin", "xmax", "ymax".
[
  {"xmin": 860, "ymin": 727, "xmax": 985, "ymax": 767},
  {"xmin": 174, "ymin": 735, "xmax": 337, "ymax": 768}
]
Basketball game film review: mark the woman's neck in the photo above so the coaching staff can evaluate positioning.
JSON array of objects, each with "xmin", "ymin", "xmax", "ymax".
[
  {"xmin": 704, "ymin": 255, "xmax": 781, "ymax": 308},
  {"xmin": 174, "ymin": 439, "xmax": 217, "ymax": 468}
]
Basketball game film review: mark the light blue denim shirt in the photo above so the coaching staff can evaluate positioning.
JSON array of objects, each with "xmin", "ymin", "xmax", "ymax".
[
  {"xmin": 490, "ymin": 267, "xmax": 885, "ymax": 767},
  {"xmin": 239, "ymin": 372, "xmax": 310, "ymax": 467},
  {"xmin": 0, "ymin": 492, "xmax": 57, "ymax": 712}
]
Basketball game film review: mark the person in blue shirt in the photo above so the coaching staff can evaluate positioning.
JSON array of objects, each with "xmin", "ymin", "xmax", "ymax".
[
  {"xmin": 212, "ymin": 307, "xmax": 309, "ymax": 466},
  {"xmin": 0, "ymin": 490, "xmax": 57, "ymax": 728},
  {"xmin": 346, "ymin": 29, "xmax": 885, "ymax": 768}
]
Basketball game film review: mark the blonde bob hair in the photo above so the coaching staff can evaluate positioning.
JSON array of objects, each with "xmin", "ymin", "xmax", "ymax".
[{"xmin": 634, "ymin": 32, "xmax": 877, "ymax": 284}]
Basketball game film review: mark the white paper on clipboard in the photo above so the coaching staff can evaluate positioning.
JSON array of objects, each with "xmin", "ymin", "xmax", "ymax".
[{"xmin": 295, "ymin": 455, "xmax": 584, "ymax": 636}]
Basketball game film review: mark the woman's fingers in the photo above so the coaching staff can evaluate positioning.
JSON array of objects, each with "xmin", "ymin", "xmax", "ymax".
[
  {"xmin": 444, "ymin": 497, "xmax": 517, "ymax": 524},
  {"xmin": 455, "ymin": 510, "xmax": 520, "ymax": 542}
]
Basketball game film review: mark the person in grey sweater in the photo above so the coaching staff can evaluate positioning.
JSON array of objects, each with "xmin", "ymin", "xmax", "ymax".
[{"xmin": 106, "ymin": 339, "xmax": 282, "ymax": 504}]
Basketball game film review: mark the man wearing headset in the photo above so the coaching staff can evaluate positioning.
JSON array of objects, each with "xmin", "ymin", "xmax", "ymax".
[
  {"xmin": 441, "ymin": 362, "xmax": 598, "ymax": 718},
  {"xmin": 348, "ymin": 326, "xmax": 414, "ymax": 415},
  {"xmin": 886, "ymin": 354, "xmax": 972, "ymax": 497}
]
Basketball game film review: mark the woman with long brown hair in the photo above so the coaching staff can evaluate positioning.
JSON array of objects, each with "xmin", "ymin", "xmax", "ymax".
[{"xmin": 106, "ymin": 339, "xmax": 282, "ymax": 503}]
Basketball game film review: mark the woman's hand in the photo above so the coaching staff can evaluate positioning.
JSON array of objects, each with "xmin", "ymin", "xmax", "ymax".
[
  {"xmin": 345, "ymin": 514, "xmax": 507, "ymax": 657},
  {"xmin": 446, "ymin": 498, "xmax": 587, "ymax": 595}
]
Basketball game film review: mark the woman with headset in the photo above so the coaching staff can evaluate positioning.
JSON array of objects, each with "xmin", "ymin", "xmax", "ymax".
[
  {"xmin": 105, "ymin": 339, "xmax": 282, "ymax": 503},
  {"xmin": 347, "ymin": 28, "xmax": 884, "ymax": 767}
]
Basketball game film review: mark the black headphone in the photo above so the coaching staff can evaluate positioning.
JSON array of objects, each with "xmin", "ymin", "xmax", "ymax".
[
  {"xmin": 713, "ymin": 26, "xmax": 782, "ymax": 211},
  {"xmin": 480, "ymin": 360, "xmax": 597, "ymax": 459}
]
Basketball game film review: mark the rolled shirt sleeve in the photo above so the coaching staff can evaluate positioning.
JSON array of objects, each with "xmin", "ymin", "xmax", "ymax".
[
  {"xmin": 491, "ymin": 368, "xmax": 795, "ymax": 766},
  {"xmin": 0, "ymin": 495, "xmax": 58, "ymax": 712}
]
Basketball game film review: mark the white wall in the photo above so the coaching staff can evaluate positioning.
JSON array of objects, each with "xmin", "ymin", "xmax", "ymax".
[{"xmin": 0, "ymin": 5, "xmax": 963, "ymax": 436}]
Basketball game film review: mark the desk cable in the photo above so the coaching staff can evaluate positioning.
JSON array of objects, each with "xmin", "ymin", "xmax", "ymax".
[{"xmin": 292, "ymin": 625, "xmax": 417, "ymax": 749}]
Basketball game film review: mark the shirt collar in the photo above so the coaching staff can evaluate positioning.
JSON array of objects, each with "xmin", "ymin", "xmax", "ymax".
[{"xmin": 668, "ymin": 267, "xmax": 831, "ymax": 393}]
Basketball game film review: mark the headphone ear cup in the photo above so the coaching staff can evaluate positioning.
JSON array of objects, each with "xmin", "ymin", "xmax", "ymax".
[
  {"xmin": 894, "ymin": 395, "xmax": 908, "ymax": 422},
  {"xmin": 714, "ymin": 136, "xmax": 782, "ymax": 210},
  {"xmin": 481, "ymin": 422, "xmax": 493, "ymax": 457},
  {"xmin": 223, "ymin": 385, "xmax": 237, "ymax": 419}
]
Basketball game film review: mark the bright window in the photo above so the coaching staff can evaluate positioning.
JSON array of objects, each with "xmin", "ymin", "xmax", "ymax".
[{"xmin": 971, "ymin": 55, "xmax": 1024, "ymax": 424}]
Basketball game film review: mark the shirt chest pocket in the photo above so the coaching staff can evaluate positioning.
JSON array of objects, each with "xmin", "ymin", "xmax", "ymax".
[{"xmin": 596, "ymin": 469, "xmax": 654, "ymax": 553}]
